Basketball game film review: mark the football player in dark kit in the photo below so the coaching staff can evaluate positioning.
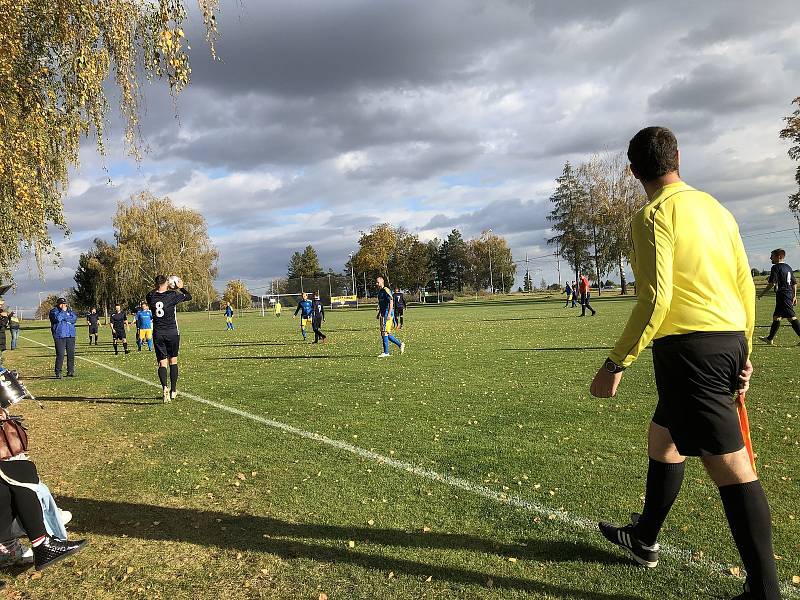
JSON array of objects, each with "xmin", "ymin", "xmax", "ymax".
[
  {"xmin": 758, "ymin": 248, "xmax": 799, "ymax": 346},
  {"xmin": 392, "ymin": 288, "xmax": 406, "ymax": 329},
  {"xmin": 146, "ymin": 275, "xmax": 191, "ymax": 403},
  {"xmin": 86, "ymin": 308, "xmax": 100, "ymax": 345},
  {"xmin": 109, "ymin": 304, "xmax": 130, "ymax": 355},
  {"xmin": 311, "ymin": 293, "xmax": 327, "ymax": 344}
]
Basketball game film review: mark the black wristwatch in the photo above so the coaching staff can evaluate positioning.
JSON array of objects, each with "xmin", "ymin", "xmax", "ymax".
[{"xmin": 604, "ymin": 358, "xmax": 625, "ymax": 374}]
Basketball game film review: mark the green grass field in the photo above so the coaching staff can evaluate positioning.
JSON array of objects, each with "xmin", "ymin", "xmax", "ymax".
[{"xmin": 5, "ymin": 295, "xmax": 799, "ymax": 599}]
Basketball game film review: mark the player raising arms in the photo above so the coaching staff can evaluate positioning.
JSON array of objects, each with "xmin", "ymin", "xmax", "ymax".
[
  {"xmin": 146, "ymin": 275, "xmax": 192, "ymax": 403},
  {"xmin": 376, "ymin": 276, "xmax": 404, "ymax": 358},
  {"xmin": 293, "ymin": 293, "xmax": 313, "ymax": 341},
  {"xmin": 757, "ymin": 248, "xmax": 799, "ymax": 346}
]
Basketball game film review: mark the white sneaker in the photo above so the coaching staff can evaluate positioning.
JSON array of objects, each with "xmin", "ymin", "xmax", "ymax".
[
  {"xmin": 162, "ymin": 386, "xmax": 170, "ymax": 403},
  {"xmin": 59, "ymin": 509, "xmax": 73, "ymax": 526},
  {"xmin": 378, "ymin": 353, "xmax": 391, "ymax": 358},
  {"xmin": 399, "ymin": 342, "xmax": 405, "ymax": 354},
  {"xmin": 170, "ymin": 390, "xmax": 178, "ymax": 402},
  {"xmin": 0, "ymin": 539, "xmax": 34, "ymax": 566}
]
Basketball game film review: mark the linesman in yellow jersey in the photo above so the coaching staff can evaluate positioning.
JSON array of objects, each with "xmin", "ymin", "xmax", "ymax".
[{"xmin": 590, "ymin": 127, "xmax": 779, "ymax": 600}]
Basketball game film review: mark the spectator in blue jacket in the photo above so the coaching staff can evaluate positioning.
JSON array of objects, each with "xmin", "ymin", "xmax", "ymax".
[{"xmin": 48, "ymin": 298, "xmax": 77, "ymax": 378}]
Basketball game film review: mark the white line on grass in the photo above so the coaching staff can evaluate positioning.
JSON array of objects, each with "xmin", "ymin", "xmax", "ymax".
[{"xmin": 22, "ymin": 335, "xmax": 798, "ymax": 597}]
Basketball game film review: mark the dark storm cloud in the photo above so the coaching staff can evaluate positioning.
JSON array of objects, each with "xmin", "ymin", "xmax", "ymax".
[
  {"xmin": 422, "ymin": 198, "xmax": 550, "ymax": 237},
  {"xmin": 648, "ymin": 63, "xmax": 776, "ymax": 115}
]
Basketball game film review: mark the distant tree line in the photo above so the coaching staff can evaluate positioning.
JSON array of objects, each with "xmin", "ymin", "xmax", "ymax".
[
  {"xmin": 283, "ymin": 225, "xmax": 517, "ymax": 295},
  {"xmin": 547, "ymin": 152, "xmax": 647, "ymax": 294}
]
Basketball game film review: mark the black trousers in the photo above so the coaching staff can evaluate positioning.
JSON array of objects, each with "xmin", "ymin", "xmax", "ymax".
[
  {"xmin": 0, "ymin": 461, "xmax": 46, "ymax": 542},
  {"xmin": 54, "ymin": 337, "xmax": 76, "ymax": 375}
]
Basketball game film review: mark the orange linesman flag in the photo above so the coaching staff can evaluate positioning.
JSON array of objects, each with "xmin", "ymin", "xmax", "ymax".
[{"xmin": 736, "ymin": 391, "xmax": 756, "ymax": 474}]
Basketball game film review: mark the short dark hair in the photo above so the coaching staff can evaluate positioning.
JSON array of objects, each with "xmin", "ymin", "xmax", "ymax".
[
  {"xmin": 627, "ymin": 126, "xmax": 679, "ymax": 182},
  {"xmin": 772, "ymin": 248, "xmax": 786, "ymax": 260},
  {"xmin": 154, "ymin": 274, "xmax": 167, "ymax": 286}
]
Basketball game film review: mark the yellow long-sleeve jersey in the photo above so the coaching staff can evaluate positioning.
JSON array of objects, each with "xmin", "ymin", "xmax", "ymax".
[{"xmin": 609, "ymin": 181, "xmax": 755, "ymax": 368}]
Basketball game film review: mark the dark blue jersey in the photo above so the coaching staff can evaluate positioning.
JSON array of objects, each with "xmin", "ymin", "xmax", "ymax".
[
  {"xmin": 393, "ymin": 292, "xmax": 406, "ymax": 311},
  {"xmin": 146, "ymin": 288, "xmax": 192, "ymax": 334},
  {"xmin": 225, "ymin": 305, "xmax": 234, "ymax": 317},
  {"xmin": 769, "ymin": 263, "xmax": 796, "ymax": 297},
  {"xmin": 377, "ymin": 287, "xmax": 393, "ymax": 317},
  {"xmin": 110, "ymin": 311, "xmax": 127, "ymax": 330}
]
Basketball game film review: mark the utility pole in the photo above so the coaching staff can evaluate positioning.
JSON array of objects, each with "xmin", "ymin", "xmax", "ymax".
[
  {"xmin": 485, "ymin": 228, "xmax": 494, "ymax": 294},
  {"xmin": 555, "ymin": 241, "xmax": 562, "ymax": 286}
]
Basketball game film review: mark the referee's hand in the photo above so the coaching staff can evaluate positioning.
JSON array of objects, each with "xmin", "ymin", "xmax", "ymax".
[
  {"xmin": 590, "ymin": 365, "xmax": 622, "ymax": 398},
  {"xmin": 738, "ymin": 359, "xmax": 753, "ymax": 394}
]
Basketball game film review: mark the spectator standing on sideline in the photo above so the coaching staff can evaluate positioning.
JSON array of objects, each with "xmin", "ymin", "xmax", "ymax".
[
  {"xmin": 579, "ymin": 274, "xmax": 596, "ymax": 316},
  {"xmin": 0, "ymin": 306, "xmax": 7, "ymax": 359},
  {"xmin": 48, "ymin": 298, "xmax": 77, "ymax": 378},
  {"xmin": 8, "ymin": 312, "xmax": 20, "ymax": 350},
  {"xmin": 571, "ymin": 282, "xmax": 579, "ymax": 308}
]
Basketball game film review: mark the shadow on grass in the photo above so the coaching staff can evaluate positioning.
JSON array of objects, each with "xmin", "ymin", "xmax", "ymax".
[
  {"xmin": 59, "ymin": 497, "xmax": 641, "ymax": 599},
  {"xmin": 467, "ymin": 316, "xmax": 574, "ymax": 323},
  {"xmin": 208, "ymin": 355, "xmax": 363, "ymax": 361},
  {"xmin": 196, "ymin": 342, "xmax": 286, "ymax": 348},
  {"xmin": 502, "ymin": 347, "xmax": 612, "ymax": 352},
  {"xmin": 35, "ymin": 396, "xmax": 162, "ymax": 406}
]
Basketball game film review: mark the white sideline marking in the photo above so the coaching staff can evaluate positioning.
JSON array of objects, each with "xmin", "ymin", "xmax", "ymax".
[{"xmin": 21, "ymin": 335, "xmax": 798, "ymax": 597}]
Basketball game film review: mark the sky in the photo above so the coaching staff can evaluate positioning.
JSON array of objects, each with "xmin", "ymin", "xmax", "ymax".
[{"xmin": 7, "ymin": 0, "xmax": 800, "ymax": 312}]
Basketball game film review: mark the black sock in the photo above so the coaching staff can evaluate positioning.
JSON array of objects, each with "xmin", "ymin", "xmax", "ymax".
[
  {"xmin": 719, "ymin": 481, "xmax": 780, "ymax": 600},
  {"xmin": 123, "ymin": 342, "xmax": 128, "ymax": 351},
  {"xmin": 113, "ymin": 342, "xmax": 118, "ymax": 354},
  {"xmin": 158, "ymin": 366, "xmax": 167, "ymax": 388},
  {"xmin": 767, "ymin": 320, "xmax": 780, "ymax": 340},
  {"xmin": 791, "ymin": 318, "xmax": 800, "ymax": 336},
  {"xmin": 169, "ymin": 364, "xmax": 178, "ymax": 393},
  {"xmin": 633, "ymin": 459, "xmax": 685, "ymax": 546}
]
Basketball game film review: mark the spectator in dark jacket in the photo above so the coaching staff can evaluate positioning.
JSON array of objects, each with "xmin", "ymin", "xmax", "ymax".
[
  {"xmin": 48, "ymin": 298, "xmax": 77, "ymax": 378},
  {"xmin": 8, "ymin": 312, "xmax": 20, "ymax": 350}
]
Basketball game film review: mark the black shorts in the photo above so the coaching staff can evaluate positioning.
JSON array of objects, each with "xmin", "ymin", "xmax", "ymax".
[
  {"xmin": 88, "ymin": 326, "xmax": 98, "ymax": 334},
  {"xmin": 154, "ymin": 333, "xmax": 180, "ymax": 361},
  {"xmin": 774, "ymin": 294, "xmax": 796, "ymax": 319},
  {"xmin": 394, "ymin": 308, "xmax": 404, "ymax": 317},
  {"xmin": 112, "ymin": 327, "xmax": 126, "ymax": 340},
  {"xmin": 652, "ymin": 331, "xmax": 747, "ymax": 457}
]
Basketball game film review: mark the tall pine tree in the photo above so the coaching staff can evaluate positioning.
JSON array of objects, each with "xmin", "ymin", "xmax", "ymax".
[{"xmin": 547, "ymin": 162, "xmax": 592, "ymax": 284}]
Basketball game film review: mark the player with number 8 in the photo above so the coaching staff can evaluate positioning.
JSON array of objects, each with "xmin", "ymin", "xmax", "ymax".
[{"xmin": 145, "ymin": 275, "xmax": 192, "ymax": 403}]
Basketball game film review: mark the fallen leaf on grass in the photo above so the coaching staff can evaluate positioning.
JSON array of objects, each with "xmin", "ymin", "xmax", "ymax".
[
  {"xmin": 424, "ymin": 576, "xmax": 432, "ymax": 583},
  {"xmin": 422, "ymin": 526, "xmax": 431, "ymax": 533},
  {"xmin": 729, "ymin": 566, "xmax": 741, "ymax": 577},
  {"xmin": 367, "ymin": 519, "xmax": 375, "ymax": 526},
  {"xmin": 387, "ymin": 571, "xmax": 395, "ymax": 579},
  {"xmin": 792, "ymin": 575, "xmax": 800, "ymax": 585},
  {"xmin": 319, "ymin": 594, "xmax": 328, "ymax": 600},
  {"xmin": 508, "ymin": 557, "xmax": 517, "ymax": 563},
  {"xmin": 261, "ymin": 569, "xmax": 269, "ymax": 575},
  {"xmin": 347, "ymin": 541, "xmax": 355, "ymax": 548},
  {"xmin": 236, "ymin": 473, "xmax": 246, "ymax": 481}
]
